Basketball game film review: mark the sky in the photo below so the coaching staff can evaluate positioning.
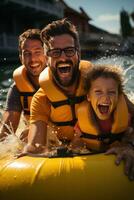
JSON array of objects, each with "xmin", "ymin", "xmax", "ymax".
[{"xmin": 64, "ymin": 0, "xmax": 134, "ymax": 34}]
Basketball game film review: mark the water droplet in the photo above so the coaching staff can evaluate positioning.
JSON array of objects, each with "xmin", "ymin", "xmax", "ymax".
[{"xmin": 8, "ymin": 78, "xmax": 12, "ymax": 83}]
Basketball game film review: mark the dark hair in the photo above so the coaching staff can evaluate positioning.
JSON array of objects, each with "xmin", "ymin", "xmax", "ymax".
[
  {"xmin": 41, "ymin": 18, "xmax": 80, "ymax": 51},
  {"xmin": 84, "ymin": 65, "xmax": 124, "ymax": 94},
  {"xmin": 18, "ymin": 29, "xmax": 43, "ymax": 54}
]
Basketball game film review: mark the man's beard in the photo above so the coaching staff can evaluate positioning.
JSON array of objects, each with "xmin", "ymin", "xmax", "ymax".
[{"xmin": 51, "ymin": 60, "xmax": 79, "ymax": 87}]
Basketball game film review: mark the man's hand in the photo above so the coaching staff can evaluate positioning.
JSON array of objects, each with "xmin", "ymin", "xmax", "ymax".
[
  {"xmin": 106, "ymin": 144, "xmax": 134, "ymax": 181},
  {"xmin": 122, "ymin": 127, "xmax": 134, "ymax": 146},
  {"xmin": 16, "ymin": 143, "xmax": 46, "ymax": 158}
]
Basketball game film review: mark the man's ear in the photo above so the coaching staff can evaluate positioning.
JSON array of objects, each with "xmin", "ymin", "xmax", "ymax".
[
  {"xmin": 47, "ymin": 57, "xmax": 51, "ymax": 67},
  {"xmin": 87, "ymin": 94, "xmax": 90, "ymax": 102},
  {"xmin": 19, "ymin": 54, "xmax": 22, "ymax": 63},
  {"xmin": 77, "ymin": 50, "xmax": 81, "ymax": 61},
  {"xmin": 46, "ymin": 55, "xmax": 49, "ymax": 64}
]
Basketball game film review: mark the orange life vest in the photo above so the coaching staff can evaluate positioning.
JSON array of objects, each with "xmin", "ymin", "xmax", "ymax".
[
  {"xmin": 13, "ymin": 65, "xmax": 37, "ymax": 121},
  {"xmin": 77, "ymin": 95, "xmax": 129, "ymax": 150},
  {"xmin": 39, "ymin": 60, "xmax": 92, "ymax": 140}
]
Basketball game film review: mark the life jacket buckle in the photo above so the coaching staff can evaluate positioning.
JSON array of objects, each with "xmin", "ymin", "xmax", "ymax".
[
  {"xmin": 67, "ymin": 98, "xmax": 75, "ymax": 105},
  {"xmin": 98, "ymin": 134, "xmax": 111, "ymax": 144}
]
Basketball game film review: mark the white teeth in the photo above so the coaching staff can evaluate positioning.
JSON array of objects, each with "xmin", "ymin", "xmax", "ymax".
[
  {"xmin": 31, "ymin": 63, "xmax": 39, "ymax": 67},
  {"xmin": 100, "ymin": 103, "xmax": 109, "ymax": 106},
  {"xmin": 57, "ymin": 63, "xmax": 70, "ymax": 68}
]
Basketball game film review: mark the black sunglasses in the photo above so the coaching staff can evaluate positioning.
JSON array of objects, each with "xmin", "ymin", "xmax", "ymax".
[{"xmin": 47, "ymin": 47, "xmax": 77, "ymax": 58}]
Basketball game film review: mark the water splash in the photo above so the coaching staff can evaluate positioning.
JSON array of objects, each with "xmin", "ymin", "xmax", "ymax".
[
  {"xmin": 46, "ymin": 123, "xmax": 62, "ymax": 148},
  {"xmin": 124, "ymin": 64, "xmax": 134, "ymax": 98},
  {"xmin": 0, "ymin": 121, "xmax": 24, "ymax": 160},
  {"xmin": 0, "ymin": 134, "xmax": 24, "ymax": 160},
  {"xmin": 124, "ymin": 64, "xmax": 134, "ymax": 75},
  {"xmin": 93, "ymin": 55, "xmax": 134, "ymax": 101},
  {"xmin": 0, "ymin": 122, "xmax": 63, "ymax": 159}
]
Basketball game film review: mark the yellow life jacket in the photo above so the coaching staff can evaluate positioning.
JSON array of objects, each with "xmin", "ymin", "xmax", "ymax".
[
  {"xmin": 77, "ymin": 95, "xmax": 129, "ymax": 150},
  {"xmin": 39, "ymin": 60, "xmax": 92, "ymax": 140},
  {"xmin": 13, "ymin": 65, "xmax": 38, "ymax": 121}
]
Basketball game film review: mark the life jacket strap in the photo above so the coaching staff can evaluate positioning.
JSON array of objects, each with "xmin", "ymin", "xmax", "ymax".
[
  {"xmin": 50, "ymin": 95, "xmax": 86, "ymax": 108},
  {"xmin": 23, "ymin": 110, "xmax": 30, "ymax": 115},
  {"xmin": 52, "ymin": 119, "xmax": 77, "ymax": 127},
  {"xmin": 50, "ymin": 96, "xmax": 85, "ymax": 127},
  {"xmin": 80, "ymin": 132, "xmax": 124, "ymax": 144},
  {"xmin": 20, "ymin": 92, "xmax": 36, "ymax": 96},
  {"xmin": 20, "ymin": 91, "xmax": 36, "ymax": 109}
]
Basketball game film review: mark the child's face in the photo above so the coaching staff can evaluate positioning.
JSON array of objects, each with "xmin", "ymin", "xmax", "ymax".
[{"xmin": 87, "ymin": 77, "xmax": 119, "ymax": 120}]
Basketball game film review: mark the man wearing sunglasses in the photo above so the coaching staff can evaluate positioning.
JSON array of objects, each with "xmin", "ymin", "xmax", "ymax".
[{"xmin": 21, "ymin": 19, "xmax": 134, "ymax": 180}]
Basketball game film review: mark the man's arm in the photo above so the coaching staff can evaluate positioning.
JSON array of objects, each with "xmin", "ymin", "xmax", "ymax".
[
  {"xmin": 0, "ymin": 83, "xmax": 22, "ymax": 139},
  {"xmin": 20, "ymin": 88, "xmax": 51, "ymax": 154},
  {"xmin": 105, "ymin": 94, "xmax": 134, "ymax": 181},
  {"xmin": 0, "ymin": 111, "xmax": 21, "ymax": 139},
  {"xmin": 22, "ymin": 121, "xmax": 47, "ymax": 154}
]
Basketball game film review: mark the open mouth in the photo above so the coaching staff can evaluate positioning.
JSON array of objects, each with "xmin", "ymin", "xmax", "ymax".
[
  {"xmin": 98, "ymin": 104, "xmax": 109, "ymax": 114},
  {"xmin": 30, "ymin": 64, "xmax": 41, "ymax": 72},
  {"xmin": 57, "ymin": 63, "xmax": 71, "ymax": 74},
  {"xmin": 31, "ymin": 63, "xmax": 40, "ymax": 68}
]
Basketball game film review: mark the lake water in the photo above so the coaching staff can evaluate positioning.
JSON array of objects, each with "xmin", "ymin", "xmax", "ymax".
[{"xmin": 0, "ymin": 54, "xmax": 134, "ymax": 109}]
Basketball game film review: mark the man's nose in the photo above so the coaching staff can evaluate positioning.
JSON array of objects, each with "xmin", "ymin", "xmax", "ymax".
[
  {"xmin": 60, "ymin": 50, "xmax": 67, "ymax": 59},
  {"xmin": 30, "ymin": 53, "xmax": 37, "ymax": 61}
]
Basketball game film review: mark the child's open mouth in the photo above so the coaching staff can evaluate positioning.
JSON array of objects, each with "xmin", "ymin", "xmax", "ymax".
[{"xmin": 98, "ymin": 104, "xmax": 109, "ymax": 114}]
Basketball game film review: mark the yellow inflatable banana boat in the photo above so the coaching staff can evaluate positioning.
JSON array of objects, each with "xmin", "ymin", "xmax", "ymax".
[{"xmin": 0, "ymin": 154, "xmax": 133, "ymax": 200}]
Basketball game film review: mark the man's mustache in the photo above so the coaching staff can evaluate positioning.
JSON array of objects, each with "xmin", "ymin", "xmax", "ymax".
[{"xmin": 56, "ymin": 60, "xmax": 73, "ymax": 68}]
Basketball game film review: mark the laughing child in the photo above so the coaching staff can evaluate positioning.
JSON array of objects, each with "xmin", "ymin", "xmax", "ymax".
[{"xmin": 74, "ymin": 65, "xmax": 133, "ymax": 151}]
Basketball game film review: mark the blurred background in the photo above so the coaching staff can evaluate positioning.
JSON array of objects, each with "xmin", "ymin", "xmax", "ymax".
[{"xmin": 0, "ymin": 0, "xmax": 134, "ymax": 109}]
